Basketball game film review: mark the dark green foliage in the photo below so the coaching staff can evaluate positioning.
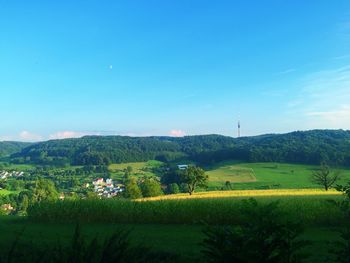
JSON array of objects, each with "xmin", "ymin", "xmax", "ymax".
[
  {"xmin": 123, "ymin": 178, "xmax": 143, "ymax": 199},
  {"xmin": 139, "ymin": 178, "xmax": 163, "ymax": 197},
  {"xmin": 11, "ymin": 136, "xmax": 184, "ymax": 165},
  {"xmin": 329, "ymin": 182, "xmax": 350, "ymax": 262},
  {"xmin": 0, "ymin": 224, "xmax": 177, "ymax": 263},
  {"xmin": 167, "ymin": 183, "xmax": 180, "ymax": 194},
  {"xmin": 10, "ymin": 130, "xmax": 350, "ymax": 166},
  {"xmin": 30, "ymin": 179, "xmax": 59, "ymax": 203},
  {"xmin": 329, "ymin": 227, "xmax": 350, "ymax": 263},
  {"xmin": 161, "ymin": 167, "xmax": 182, "ymax": 185},
  {"xmin": 27, "ymin": 197, "xmax": 344, "ymax": 226},
  {"xmin": 201, "ymin": 199, "xmax": 309, "ymax": 263}
]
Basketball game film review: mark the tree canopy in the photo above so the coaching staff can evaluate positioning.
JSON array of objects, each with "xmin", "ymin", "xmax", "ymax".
[{"xmin": 8, "ymin": 130, "xmax": 350, "ymax": 167}]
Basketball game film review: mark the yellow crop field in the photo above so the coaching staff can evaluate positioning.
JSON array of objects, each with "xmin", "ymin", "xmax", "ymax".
[{"xmin": 138, "ymin": 188, "xmax": 341, "ymax": 201}]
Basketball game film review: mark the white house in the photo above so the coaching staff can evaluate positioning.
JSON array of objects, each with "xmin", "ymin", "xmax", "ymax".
[{"xmin": 177, "ymin": 164, "xmax": 188, "ymax": 170}]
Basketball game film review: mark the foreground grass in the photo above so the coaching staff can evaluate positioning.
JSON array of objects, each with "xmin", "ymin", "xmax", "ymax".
[
  {"xmin": 0, "ymin": 216, "xmax": 343, "ymax": 263},
  {"xmin": 28, "ymin": 194, "xmax": 345, "ymax": 226}
]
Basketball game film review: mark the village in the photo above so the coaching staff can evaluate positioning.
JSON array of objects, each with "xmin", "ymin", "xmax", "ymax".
[
  {"xmin": 0, "ymin": 170, "xmax": 25, "ymax": 180},
  {"xmin": 92, "ymin": 178, "xmax": 124, "ymax": 198}
]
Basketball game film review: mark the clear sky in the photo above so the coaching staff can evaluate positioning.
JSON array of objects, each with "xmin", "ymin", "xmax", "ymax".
[{"xmin": 1, "ymin": 0, "xmax": 350, "ymax": 141}]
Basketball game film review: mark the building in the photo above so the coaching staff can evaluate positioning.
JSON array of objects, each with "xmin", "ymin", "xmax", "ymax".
[{"xmin": 177, "ymin": 164, "xmax": 188, "ymax": 170}]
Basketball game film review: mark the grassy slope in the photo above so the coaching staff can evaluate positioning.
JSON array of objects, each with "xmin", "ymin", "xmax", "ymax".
[
  {"xmin": 108, "ymin": 160, "xmax": 163, "ymax": 181},
  {"xmin": 206, "ymin": 162, "xmax": 350, "ymax": 189}
]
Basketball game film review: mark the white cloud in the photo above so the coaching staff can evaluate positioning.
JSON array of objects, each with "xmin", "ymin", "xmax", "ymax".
[
  {"xmin": 49, "ymin": 131, "xmax": 101, "ymax": 140},
  {"xmin": 169, "ymin": 130, "xmax": 186, "ymax": 137},
  {"xmin": 19, "ymin": 131, "xmax": 43, "ymax": 142},
  {"xmin": 0, "ymin": 135, "xmax": 13, "ymax": 141}
]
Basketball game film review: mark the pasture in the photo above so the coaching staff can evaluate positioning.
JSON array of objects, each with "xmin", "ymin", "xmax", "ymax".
[
  {"xmin": 205, "ymin": 162, "xmax": 350, "ymax": 190},
  {"xmin": 108, "ymin": 160, "xmax": 164, "ymax": 180}
]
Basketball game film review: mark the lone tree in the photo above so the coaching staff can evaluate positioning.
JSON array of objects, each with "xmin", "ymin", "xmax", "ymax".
[
  {"xmin": 312, "ymin": 163, "xmax": 340, "ymax": 191},
  {"xmin": 181, "ymin": 166, "xmax": 208, "ymax": 195}
]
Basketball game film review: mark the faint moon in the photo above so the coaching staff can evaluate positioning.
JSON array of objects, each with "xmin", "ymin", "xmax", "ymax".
[{"xmin": 109, "ymin": 65, "xmax": 113, "ymax": 70}]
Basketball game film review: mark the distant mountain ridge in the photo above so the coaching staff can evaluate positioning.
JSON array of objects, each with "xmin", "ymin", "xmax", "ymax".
[{"xmin": 9, "ymin": 129, "xmax": 350, "ymax": 166}]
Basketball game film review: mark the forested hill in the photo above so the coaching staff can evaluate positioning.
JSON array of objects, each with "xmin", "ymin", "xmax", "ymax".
[
  {"xmin": 10, "ymin": 130, "xmax": 350, "ymax": 166},
  {"xmin": 0, "ymin": 141, "xmax": 32, "ymax": 157}
]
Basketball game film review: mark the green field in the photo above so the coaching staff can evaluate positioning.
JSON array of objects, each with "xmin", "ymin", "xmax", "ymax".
[
  {"xmin": 0, "ymin": 163, "xmax": 34, "ymax": 171},
  {"xmin": 206, "ymin": 161, "xmax": 350, "ymax": 190},
  {"xmin": 207, "ymin": 164, "xmax": 256, "ymax": 183},
  {"xmin": 108, "ymin": 160, "xmax": 164, "ymax": 180}
]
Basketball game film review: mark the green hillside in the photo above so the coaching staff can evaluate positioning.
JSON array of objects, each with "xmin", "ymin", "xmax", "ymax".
[
  {"xmin": 9, "ymin": 130, "xmax": 350, "ymax": 167},
  {"xmin": 0, "ymin": 141, "xmax": 32, "ymax": 157}
]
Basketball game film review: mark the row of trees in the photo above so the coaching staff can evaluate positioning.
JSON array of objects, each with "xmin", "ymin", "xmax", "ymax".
[{"xmin": 124, "ymin": 166, "xmax": 209, "ymax": 198}]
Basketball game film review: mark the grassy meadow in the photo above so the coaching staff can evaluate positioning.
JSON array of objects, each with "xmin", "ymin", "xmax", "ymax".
[
  {"xmin": 205, "ymin": 161, "xmax": 350, "ymax": 190},
  {"xmin": 108, "ymin": 160, "xmax": 164, "ymax": 181}
]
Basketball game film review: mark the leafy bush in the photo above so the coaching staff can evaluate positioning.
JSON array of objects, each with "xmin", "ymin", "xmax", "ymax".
[{"xmin": 201, "ymin": 199, "xmax": 310, "ymax": 263}]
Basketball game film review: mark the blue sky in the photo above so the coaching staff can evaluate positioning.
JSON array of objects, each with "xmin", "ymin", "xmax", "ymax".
[{"xmin": 1, "ymin": 1, "xmax": 350, "ymax": 141}]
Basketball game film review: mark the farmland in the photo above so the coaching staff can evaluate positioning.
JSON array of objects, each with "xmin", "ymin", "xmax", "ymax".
[
  {"xmin": 1, "ymin": 159, "xmax": 350, "ymax": 262},
  {"xmin": 108, "ymin": 160, "xmax": 164, "ymax": 180},
  {"xmin": 2, "ymin": 192, "xmax": 349, "ymax": 262},
  {"xmin": 205, "ymin": 161, "xmax": 350, "ymax": 190}
]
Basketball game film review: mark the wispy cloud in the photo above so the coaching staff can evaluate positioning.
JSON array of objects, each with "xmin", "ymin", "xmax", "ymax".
[
  {"xmin": 19, "ymin": 131, "xmax": 43, "ymax": 142},
  {"xmin": 276, "ymin": 68, "xmax": 296, "ymax": 75},
  {"xmin": 48, "ymin": 131, "xmax": 99, "ymax": 140},
  {"xmin": 288, "ymin": 65, "xmax": 350, "ymax": 129},
  {"xmin": 306, "ymin": 105, "xmax": 350, "ymax": 127},
  {"xmin": 332, "ymin": 54, "xmax": 350, "ymax": 60}
]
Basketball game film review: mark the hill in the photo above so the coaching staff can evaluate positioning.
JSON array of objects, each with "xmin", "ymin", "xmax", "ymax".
[
  {"xmin": 10, "ymin": 129, "xmax": 350, "ymax": 166},
  {"xmin": 0, "ymin": 141, "xmax": 32, "ymax": 157}
]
